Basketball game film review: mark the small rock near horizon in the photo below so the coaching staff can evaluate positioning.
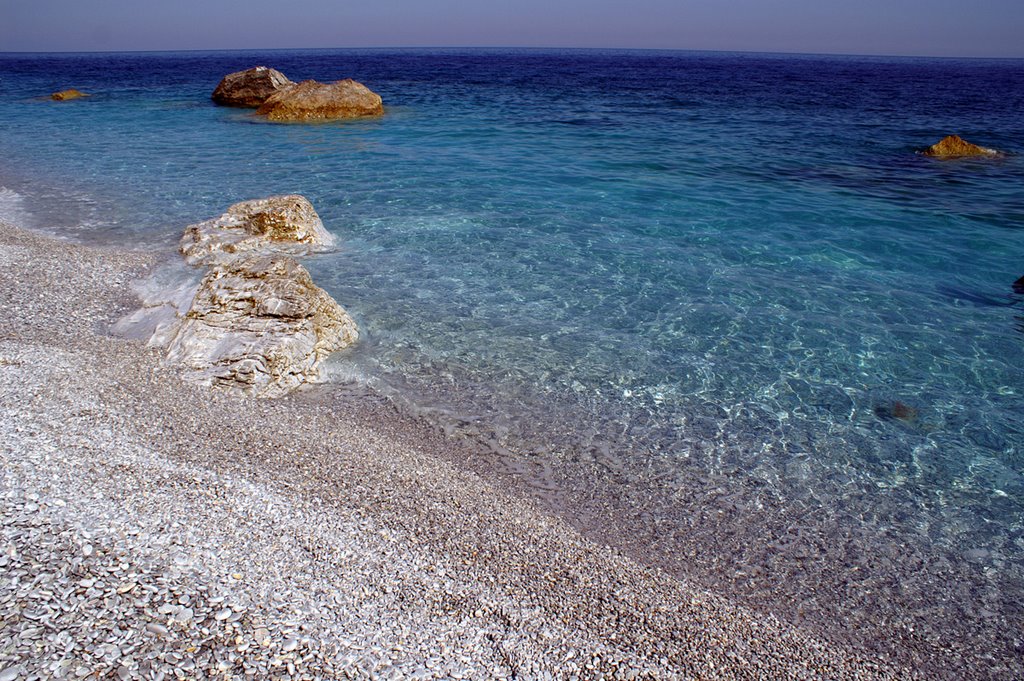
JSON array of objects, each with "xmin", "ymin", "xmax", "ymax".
[
  {"xmin": 51, "ymin": 89, "xmax": 89, "ymax": 101},
  {"xmin": 921, "ymin": 134, "xmax": 1000, "ymax": 158}
]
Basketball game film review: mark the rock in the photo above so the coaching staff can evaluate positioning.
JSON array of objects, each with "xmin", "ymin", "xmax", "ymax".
[
  {"xmin": 921, "ymin": 135, "xmax": 1000, "ymax": 158},
  {"xmin": 144, "ymin": 622, "xmax": 169, "ymax": 637},
  {"xmin": 255, "ymin": 79, "xmax": 383, "ymax": 122},
  {"xmin": 211, "ymin": 66, "xmax": 293, "ymax": 107},
  {"xmin": 211, "ymin": 67, "xmax": 383, "ymax": 122},
  {"xmin": 1013, "ymin": 275, "xmax": 1024, "ymax": 295},
  {"xmin": 51, "ymin": 89, "xmax": 89, "ymax": 101},
  {"xmin": 121, "ymin": 194, "xmax": 356, "ymax": 397},
  {"xmin": 0, "ymin": 668, "xmax": 22, "ymax": 681},
  {"xmin": 891, "ymin": 402, "xmax": 917, "ymax": 420},
  {"xmin": 165, "ymin": 255, "xmax": 358, "ymax": 397},
  {"xmin": 874, "ymin": 401, "xmax": 918, "ymax": 422},
  {"xmin": 180, "ymin": 195, "xmax": 335, "ymax": 266}
]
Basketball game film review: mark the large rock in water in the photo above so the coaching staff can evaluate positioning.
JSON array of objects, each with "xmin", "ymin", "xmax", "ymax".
[
  {"xmin": 921, "ymin": 135, "xmax": 1000, "ymax": 158},
  {"xmin": 255, "ymin": 79, "xmax": 383, "ymax": 122},
  {"xmin": 212, "ymin": 66, "xmax": 293, "ymax": 107},
  {"xmin": 180, "ymin": 195, "xmax": 335, "ymax": 266},
  {"xmin": 166, "ymin": 255, "xmax": 358, "ymax": 397}
]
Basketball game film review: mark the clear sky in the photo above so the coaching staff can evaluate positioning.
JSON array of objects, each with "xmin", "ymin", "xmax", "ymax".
[{"xmin": 2, "ymin": 0, "xmax": 1022, "ymax": 58}]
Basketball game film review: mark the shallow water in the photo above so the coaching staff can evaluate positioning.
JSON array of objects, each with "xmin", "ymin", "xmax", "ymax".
[{"xmin": 2, "ymin": 48, "xmax": 1023, "ymax": 675}]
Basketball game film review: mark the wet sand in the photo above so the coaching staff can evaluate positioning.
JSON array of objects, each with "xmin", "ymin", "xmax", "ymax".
[{"xmin": 0, "ymin": 218, "xmax": 904, "ymax": 679}]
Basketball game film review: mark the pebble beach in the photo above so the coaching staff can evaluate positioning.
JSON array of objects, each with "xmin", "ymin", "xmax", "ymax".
[{"xmin": 0, "ymin": 218, "xmax": 909, "ymax": 679}]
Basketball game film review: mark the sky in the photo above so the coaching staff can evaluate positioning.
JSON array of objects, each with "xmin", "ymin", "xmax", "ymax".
[{"xmin": 1, "ymin": 0, "xmax": 1022, "ymax": 58}]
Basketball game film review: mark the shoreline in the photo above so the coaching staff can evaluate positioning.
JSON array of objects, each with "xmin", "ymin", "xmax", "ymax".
[{"xmin": 0, "ymin": 218, "xmax": 906, "ymax": 678}]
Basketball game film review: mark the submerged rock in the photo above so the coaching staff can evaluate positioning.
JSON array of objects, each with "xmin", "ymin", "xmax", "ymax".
[
  {"xmin": 50, "ymin": 89, "xmax": 89, "ymax": 101},
  {"xmin": 212, "ymin": 66, "xmax": 293, "ymax": 107},
  {"xmin": 874, "ymin": 401, "xmax": 918, "ymax": 422},
  {"xmin": 180, "ymin": 195, "xmax": 335, "ymax": 266},
  {"xmin": 166, "ymin": 255, "xmax": 357, "ymax": 397},
  {"xmin": 921, "ymin": 135, "xmax": 1000, "ymax": 158},
  {"xmin": 255, "ymin": 79, "xmax": 383, "ymax": 122}
]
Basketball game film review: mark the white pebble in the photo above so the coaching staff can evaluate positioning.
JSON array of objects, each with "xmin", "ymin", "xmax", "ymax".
[{"xmin": 145, "ymin": 622, "xmax": 169, "ymax": 637}]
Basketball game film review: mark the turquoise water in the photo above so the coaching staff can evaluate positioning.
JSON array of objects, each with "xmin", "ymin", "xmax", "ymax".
[{"xmin": 1, "ymin": 49, "xmax": 1023, "ymax": 674}]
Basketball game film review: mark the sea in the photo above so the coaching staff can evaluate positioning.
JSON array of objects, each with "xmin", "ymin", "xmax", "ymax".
[{"xmin": 1, "ymin": 48, "xmax": 1022, "ymax": 676}]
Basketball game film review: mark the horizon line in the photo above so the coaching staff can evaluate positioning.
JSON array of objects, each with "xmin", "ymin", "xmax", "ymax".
[{"xmin": 2, "ymin": 44, "xmax": 1023, "ymax": 61}]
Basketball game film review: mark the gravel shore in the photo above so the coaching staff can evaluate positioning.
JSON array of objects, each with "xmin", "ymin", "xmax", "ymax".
[{"xmin": 0, "ymin": 220, "xmax": 905, "ymax": 680}]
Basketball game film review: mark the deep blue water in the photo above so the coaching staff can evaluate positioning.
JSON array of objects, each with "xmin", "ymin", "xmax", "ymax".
[{"xmin": 1, "ymin": 48, "xmax": 1023, "ymax": 674}]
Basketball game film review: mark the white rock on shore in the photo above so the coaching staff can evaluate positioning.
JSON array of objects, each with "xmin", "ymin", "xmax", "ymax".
[
  {"xmin": 179, "ymin": 195, "xmax": 336, "ymax": 266},
  {"xmin": 120, "ymin": 195, "xmax": 356, "ymax": 397},
  {"xmin": 167, "ymin": 254, "xmax": 358, "ymax": 397}
]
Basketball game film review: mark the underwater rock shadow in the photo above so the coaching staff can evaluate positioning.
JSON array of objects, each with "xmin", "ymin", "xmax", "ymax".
[
  {"xmin": 937, "ymin": 274, "xmax": 1024, "ymax": 335},
  {"xmin": 937, "ymin": 284, "xmax": 1017, "ymax": 308},
  {"xmin": 938, "ymin": 275, "xmax": 1024, "ymax": 336}
]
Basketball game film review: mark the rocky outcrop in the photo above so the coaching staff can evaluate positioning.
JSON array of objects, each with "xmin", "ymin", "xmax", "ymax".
[
  {"xmin": 211, "ymin": 67, "xmax": 293, "ymax": 107},
  {"xmin": 921, "ymin": 135, "xmax": 1000, "ymax": 158},
  {"xmin": 255, "ymin": 79, "xmax": 384, "ymax": 122},
  {"xmin": 51, "ymin": 89, "xmax": 89, "ymax": 101},
  {"xmin": 211, "ymin": 66, "xmax": 384, "ymax": 122},
  {"xmin": 121, "ymin": 195, "xmax": 357, "ymax": 397},
  {"xmin": 166, "ymin": 255, "xmax": 358, "ymax": 397},
  {"xmin": 180, "ymin": 195, "xmax": 335, "ymax": 266}
]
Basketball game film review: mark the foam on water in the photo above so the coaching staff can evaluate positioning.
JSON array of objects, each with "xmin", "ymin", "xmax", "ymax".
[
  {"xmin": 0, "ymin": 187, "xmax": 31, "ymax": 228},
  {"xmin": 111, "ymin": 258, "xmax": 202, "ymax": 346},
  {"xmin": 1, "ymin": 48, "xmax": 1023, "ymax": 674}
]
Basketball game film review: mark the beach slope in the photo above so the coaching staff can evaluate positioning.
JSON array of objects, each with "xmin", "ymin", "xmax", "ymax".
[{"xmin": 0, "ymin": 220, "xmax": 902, "ymax": 679}]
